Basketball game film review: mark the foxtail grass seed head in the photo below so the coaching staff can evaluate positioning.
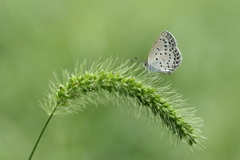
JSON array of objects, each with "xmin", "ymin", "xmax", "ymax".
[{"xmin": 40, "ymin": 57, "xmax": 205, "ymax": 150}]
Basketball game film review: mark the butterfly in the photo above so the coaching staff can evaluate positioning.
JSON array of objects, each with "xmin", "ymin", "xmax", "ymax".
[{"xmin": 144, "ymin": 30, "xmax": 182, "ymax": 75}]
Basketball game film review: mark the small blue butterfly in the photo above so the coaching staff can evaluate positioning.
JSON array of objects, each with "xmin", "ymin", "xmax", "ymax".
[{"xmin": 144, "ymin": 31, "xmax": 182, "ymax": 75}]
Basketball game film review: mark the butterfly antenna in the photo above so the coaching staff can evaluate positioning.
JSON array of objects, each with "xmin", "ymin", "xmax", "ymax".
[{"xmin": 131, "ymin": 57, "xmax": 145, "ymax": 62}]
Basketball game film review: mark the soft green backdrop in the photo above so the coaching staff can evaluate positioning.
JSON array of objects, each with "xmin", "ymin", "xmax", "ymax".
[{"xmin": 1, "ymin": 0, "xmax": 240, "ymax": 159}]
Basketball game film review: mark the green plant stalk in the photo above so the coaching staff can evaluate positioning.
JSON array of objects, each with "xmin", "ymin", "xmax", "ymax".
[
  {"xmin": 31, "ymin": 58, "xmax": 204, "ymax": 159},
  {"xmin": 28, "ymin": 106, "xmax": 57, "ymax": 160}
]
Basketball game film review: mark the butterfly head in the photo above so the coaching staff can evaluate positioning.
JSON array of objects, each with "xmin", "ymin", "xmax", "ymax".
[{"xmin": 143, "ymin": 61, "xmax": 148, "ymax": 66}]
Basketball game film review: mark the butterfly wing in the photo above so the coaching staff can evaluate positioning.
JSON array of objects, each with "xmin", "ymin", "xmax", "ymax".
[{"xmin": 146, "ymin": 31, "xmax": 182, "ymax": 74}]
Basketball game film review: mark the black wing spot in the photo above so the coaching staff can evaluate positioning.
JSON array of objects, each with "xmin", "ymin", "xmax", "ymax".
[
  {"xmin": 156, "ymin": 58, "xmax": 158, "ymax": 60},
  {"xmin": 160, "ymin": 53, "xmax": 162, "ymax": 55}
]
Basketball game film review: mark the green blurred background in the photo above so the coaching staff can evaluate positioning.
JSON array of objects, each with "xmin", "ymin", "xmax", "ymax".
[{"xmin": 1, "ymin": 0, "xmax": 240, "ymax": 159}]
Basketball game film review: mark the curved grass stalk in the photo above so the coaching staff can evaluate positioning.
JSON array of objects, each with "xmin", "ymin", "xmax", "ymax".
[{"xmin": 29, "ymin": 58, "xmax": 205, "ymax": 159}]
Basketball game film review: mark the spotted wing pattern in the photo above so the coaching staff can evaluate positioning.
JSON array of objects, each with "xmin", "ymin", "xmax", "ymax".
[{"xmin": 145, "ymin": 31, "xmax": 182, "ymax": 74}]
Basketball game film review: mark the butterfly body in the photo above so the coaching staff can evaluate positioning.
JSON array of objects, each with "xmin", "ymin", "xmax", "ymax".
[{"xmin": 145, "ymin": 31, "xmax": 182, "ymax": 74}]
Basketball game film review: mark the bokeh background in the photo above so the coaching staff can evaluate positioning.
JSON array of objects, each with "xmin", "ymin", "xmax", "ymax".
[{"xmin": 1, "ymin": 0, "xmax": 240, "ymax": 159}]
